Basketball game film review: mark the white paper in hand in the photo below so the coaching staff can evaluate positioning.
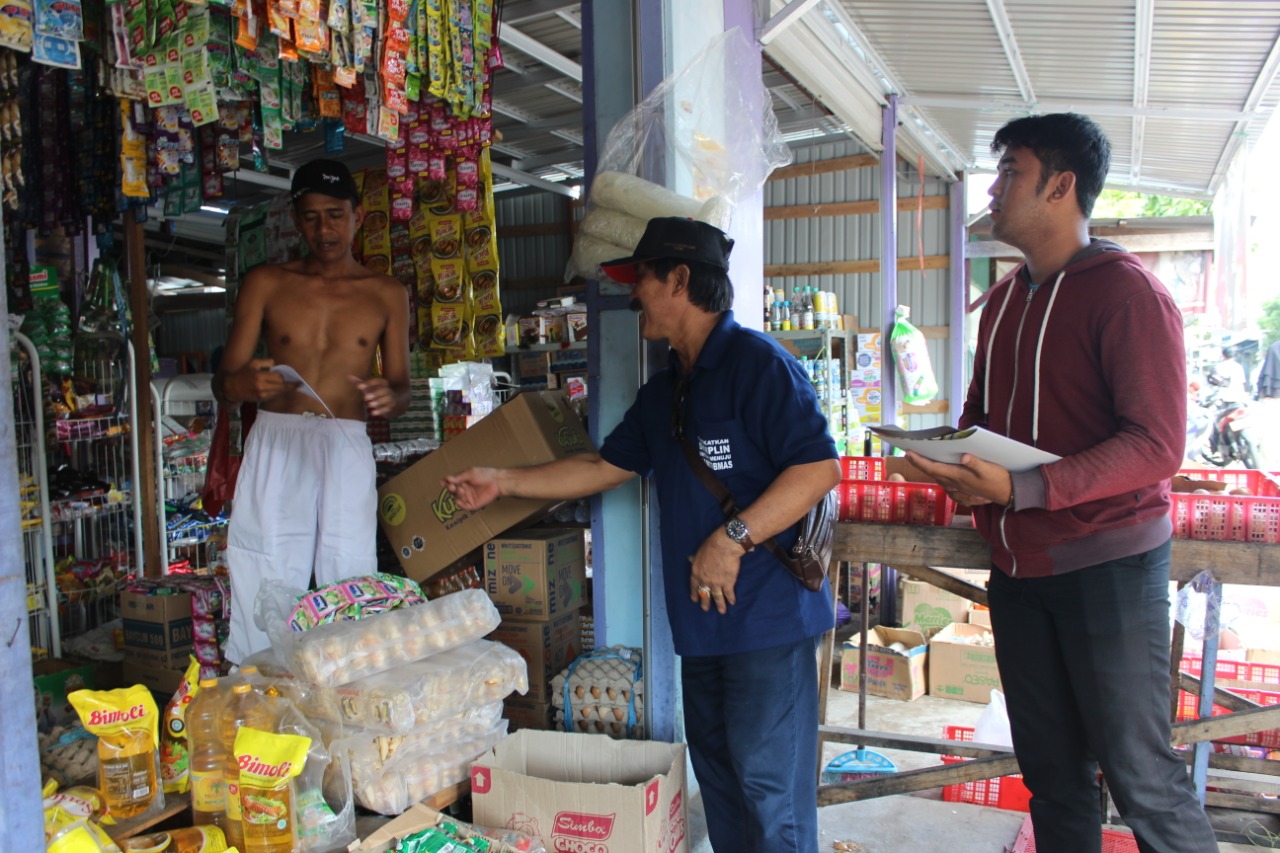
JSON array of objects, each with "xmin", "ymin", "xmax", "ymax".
[{"xmin": 270, "ymin": 364, "xmax": 336, "ymax": 418}]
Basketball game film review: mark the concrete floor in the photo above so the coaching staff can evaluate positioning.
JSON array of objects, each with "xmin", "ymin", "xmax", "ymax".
[{"xmin": 683, "ymin": 686, "xmax": 1276, "ymax": 852}]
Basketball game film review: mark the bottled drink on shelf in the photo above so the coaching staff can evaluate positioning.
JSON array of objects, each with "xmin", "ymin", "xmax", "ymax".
[
  {"xmin": 780, "ymin": 301, "xmax": 792, "ymax": 331},
  {"xmin": 221, "ymin": 682, "xmax": 272, "ymax": 850},
  {"xmin": 188, "ymin": 678, "xmax": 229, "ymax": 831}
]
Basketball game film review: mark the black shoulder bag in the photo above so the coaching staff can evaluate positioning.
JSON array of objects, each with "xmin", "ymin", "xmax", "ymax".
[{"xmin": 672, "ymin": 375, "xmax": 837, "ymax": 592}]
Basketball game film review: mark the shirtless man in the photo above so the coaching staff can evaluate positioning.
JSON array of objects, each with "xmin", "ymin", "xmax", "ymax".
[{"xmin": 213, "ymin": 158, "xmax": 410, "ymax": 663}]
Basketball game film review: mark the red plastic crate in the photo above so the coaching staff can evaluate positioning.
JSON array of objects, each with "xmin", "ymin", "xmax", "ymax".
[
  {"xmin": 1010, "ymin": 815, "xmax": 1137, "ymax": 852},
  {"xmin": 1177, "ymin": 468, "xmax": 1280, "ymax": 497},
  {"xmin": 1175, "ymin": 688, "xmax": 1280, "ymax": 748},
  {"xmin": 940, "ymin": 725, "xmax": 1031, "ymax": 812},
  {"xmin": 1179, "ymin": 655, "xmax": 1280, "ymax": 686},
  {"xmin": 1170, "ymin": 491, "xmax": 1280, "ymax": 543},
  {"xmin": 840, "ymin": 456, "xmax": 885, "ymax": 480},
  {"xmin": 838, "ymin": 479, "xmax": 955, "ymax": 526}
]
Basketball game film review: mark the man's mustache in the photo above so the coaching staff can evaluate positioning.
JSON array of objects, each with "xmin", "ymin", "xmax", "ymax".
[{"xmin": 629, "ymin": 297, "xmax": 642, "ymax": 312}]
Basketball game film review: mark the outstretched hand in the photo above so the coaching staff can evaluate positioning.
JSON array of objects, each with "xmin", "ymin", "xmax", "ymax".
[
  {"xmin": 905, "ymin": 451, "xmax": 1012, "ymax": 507},
  {"xmin": 442, "ymin": 467, "xmax": 502, "ymax": 511}
]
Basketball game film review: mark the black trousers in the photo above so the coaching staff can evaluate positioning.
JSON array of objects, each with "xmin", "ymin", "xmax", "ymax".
[{"xmin": 987, "ymin": 541, "xmax": 1219, "ymax": 853}]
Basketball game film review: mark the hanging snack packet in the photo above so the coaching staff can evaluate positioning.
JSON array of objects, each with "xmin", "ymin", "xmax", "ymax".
[
  {"xmin": 890, "ymin": 304, "xmax": 938, "ymax": 404},
  {"xmin": 232, "ymin": 728, "xmax": 310, "ymax": 853},
  {"xmin": 159, "ymin": 657, "xmax": 203, "ymax": 794},
  {"xmin": 68, "ymin": 685, "xmax": 164, "ymax": 822}
]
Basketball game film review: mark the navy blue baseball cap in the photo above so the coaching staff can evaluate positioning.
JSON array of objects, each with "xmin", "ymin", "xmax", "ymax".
[{"xmin": 600, "ymin": 217, "xmax": 734, "ymax": 284}]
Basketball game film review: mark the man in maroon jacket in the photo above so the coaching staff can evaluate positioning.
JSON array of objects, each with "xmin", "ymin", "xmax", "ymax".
[{"xmin": 909, "ymin": 114, "xmax": 1219, "ymax": 852}]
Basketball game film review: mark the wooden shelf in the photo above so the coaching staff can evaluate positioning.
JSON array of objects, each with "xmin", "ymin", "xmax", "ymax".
[
  {"xmin": 105, "ymin": 792, "xmax": 191, "ymax": 841},
  {"xmin": 511, "ymin": 341, "xmax": 587, "ymax": 352}
]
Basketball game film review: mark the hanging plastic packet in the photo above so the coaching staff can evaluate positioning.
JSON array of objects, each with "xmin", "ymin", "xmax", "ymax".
[
  {"xmin": 232, "ymin": 727, "xmax": 310, "ymax": 853},
  {"xmin": 1173, "ymin": 569, "xmax": 1218, "ymax": 641},
  {"xmin": 890, "ymin": 304, "xmax": 938, "ymax": 404},
  {"xmin": 67, "ymin": 685, "xmax": 164, "ymax": 822}
]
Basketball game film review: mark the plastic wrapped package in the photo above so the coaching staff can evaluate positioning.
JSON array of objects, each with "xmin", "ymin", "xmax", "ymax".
[
  {"xmin": 262, "ymin": 693, "xmax": 357, "ymax": 853},
  {"xmin": 566, "ymin": 233, "xmax": 632, "ymax": 283},
  {"xmin": 334, "ymin": 702, "xmax": 504, "ymax": 782},
  {"xmin": 340, "ymin": 716, "xmax": 508, "ymax": 815},
  {"xmin": 260, "ymin": 587, "xmax": 501, "ymax": 687},
  {"xmin": 289, "ymin": 640, "xmax": 527, "ymax": 735},
  {"xmin": 577, "ymin": 204, "xmax": 649, "ymax": 250},
  {"xmin": 565, "ymin": 28, "xmax": 789, "ymax": 281}
]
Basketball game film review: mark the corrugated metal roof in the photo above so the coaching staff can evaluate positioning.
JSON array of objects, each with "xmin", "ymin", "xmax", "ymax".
[{"xmin": 765, "ymin": 0, "xmax": 1280, "ymax": 198}]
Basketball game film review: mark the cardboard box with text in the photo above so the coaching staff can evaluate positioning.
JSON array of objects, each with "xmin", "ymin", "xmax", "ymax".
[
  {"xmin": 484, "ymin": 528, "xmax": 587, "ymax": 621},
  {"xmin": 377, "ymin": 391, "xmax": 595, "ymax": 582},
  {"xmin": 840, "ymin": 626, "xmax": 928, "ymax": 701},
  {"xmin": 929, "ymin": 622, "xmax": 1002, "ymax": 703},
  {"xmin": 899, "ymin": 579, "xmax": 971, "ymax": 639},
  {"xmin": 471, "ymin": 730, "xmax": 688, "ymax": 853},
  {"xmin": 121, "ymin": 590, "xmax": 194, "ymax": 669}
]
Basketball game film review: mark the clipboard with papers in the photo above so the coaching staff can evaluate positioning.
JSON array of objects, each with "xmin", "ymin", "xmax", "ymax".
[{"xmin": 869, "ymin": 424, "xmax": 1061, "ymax": 473}]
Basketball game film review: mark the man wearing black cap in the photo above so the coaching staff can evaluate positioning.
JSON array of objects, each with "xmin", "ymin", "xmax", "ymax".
[
  {"xmin": 214, "ymin": 157, "xmax": 410, "ymax": 663},
  {"xmin": 445, "ymin": 216, "xmax": 839, "ymax": 852}
]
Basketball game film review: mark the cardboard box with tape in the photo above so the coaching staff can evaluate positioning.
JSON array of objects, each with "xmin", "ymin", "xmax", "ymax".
[{"xmin": 377, "ymin": 391, "xmax": 594, "ymax": 583}]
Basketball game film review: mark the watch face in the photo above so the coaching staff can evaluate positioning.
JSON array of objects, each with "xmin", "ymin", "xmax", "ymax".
[{"xmin": 726, "ymin": 518, "xmax": 748, "ymax": 542}]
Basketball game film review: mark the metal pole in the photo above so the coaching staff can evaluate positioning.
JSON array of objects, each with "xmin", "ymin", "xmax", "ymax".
[
  {"xmin": 1191, "ymin": 580, "xmax": 1223, "ymax": 803},
  {"xmin": 949, "ymin": 176, "xmax": 968, "ymax": 416}
]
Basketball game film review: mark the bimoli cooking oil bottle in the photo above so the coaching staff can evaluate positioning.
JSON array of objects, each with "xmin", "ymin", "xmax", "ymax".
[
  {"xmin": 232, "ymin": 727, "xmax": 310, "ymax": 853},
  {"xmin": 68, "ymin": 684, "xmax": 162, "ymax": 820}
]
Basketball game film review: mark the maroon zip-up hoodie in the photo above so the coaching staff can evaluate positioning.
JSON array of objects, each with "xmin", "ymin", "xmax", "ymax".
[{"xmin": 960, "ymin": 239, "xmax": 1185, "ymax": 577}]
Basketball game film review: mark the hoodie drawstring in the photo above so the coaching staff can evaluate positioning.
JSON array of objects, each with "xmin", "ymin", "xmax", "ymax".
[{"xmin": 1030, "ymin": 271, "xmax": 1066, "ymax": 444}]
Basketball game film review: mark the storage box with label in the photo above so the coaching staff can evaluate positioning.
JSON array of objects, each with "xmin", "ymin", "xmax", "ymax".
[
  {"xmin": 377, "ymin": 391, "xmax": 595, "ymax": 582},
  {"xmin": 123, "ymin": 658, "xmax": 187, "ymax": 697},
  {"xmin": 489, "ymin": 608, "xmax": 582, "ymax": 703},
  {"xmin": 471, "ymin": 730, "xmax": 688, "ymax": 853},
  {"xmin": 485, "ymin": 528, "xmax": 587, "ymax": 621},
  {"xmin": 121, "ymin": 590, "xmax": 194, "ymax": 669},
  {"xmin": 899, "ymin": 579, "xmax": 971, "ymax": 639},
  {"xmin": 840, "ymin": 626, "xmax": 928, "ymax": 701},
  {"xmin": 929, "ymin": 622, "xmax": 1002, "ymax": 703}
]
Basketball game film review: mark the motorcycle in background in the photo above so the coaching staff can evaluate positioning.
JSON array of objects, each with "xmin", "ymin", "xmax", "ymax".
[{"xmin": 1185, "ymin": 380, "xmax": 1267, "ymax": 469}]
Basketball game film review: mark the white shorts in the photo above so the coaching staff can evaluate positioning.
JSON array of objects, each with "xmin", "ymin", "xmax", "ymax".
[{"xmin": 225, "ymin": 410, "xmax": 376, "ymax": 663}]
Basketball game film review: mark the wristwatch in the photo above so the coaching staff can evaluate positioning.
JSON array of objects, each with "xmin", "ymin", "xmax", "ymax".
[{"xmin": 725, "ymin": 516, "xmax": 755, "ymax": 552}]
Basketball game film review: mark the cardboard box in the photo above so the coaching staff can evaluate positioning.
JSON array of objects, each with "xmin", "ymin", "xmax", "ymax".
[
  {"xmin": 122, "ymin": 657, "xmax": 185, "ymax": 698},
  {"xmin": 504, "ymin": 697, "xmax": 554, "ymax": 732},
  {"xmin": 377, "ymin": 391, "xmax": 595, "ymax": 582},
  {"xmin": 33, "ymin": 659, "xmax": 95, "ymax": 728},
  {"xmin": 121, "ymin": 590, "xmax": 194, "ymax": 669},
  {"xmin": 929, "ymin": 623, "xmax": 1002, "ymax": 703},
  {"xmin": 489, "ymin": 609, "xmax": 583, "ymax": 703},
  {"xmin": 485, "ymin": 528, "xmax": 587, "ymax": 621},
  {"xmin": 840, "ymin": 626, "xmax": 928, "ymax": 701},
  {"xmin": 968, "ymin": 606, "xmax": 991, "ymax": 627},
  {"xmin": 899, "ymin": 579, "xmax": 971, "ymax": 639},
  {"xmin": 471, "ymin": 730, "xmax": 689, "ymax": 853}
]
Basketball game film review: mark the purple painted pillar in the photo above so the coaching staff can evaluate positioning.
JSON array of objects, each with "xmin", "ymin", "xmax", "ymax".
[
  {"xmin": 880, "ymin": 95, "xmax": 899, "ymax": 424},
  {"xmin": 949, "ymin": 177, "xmax": 968, "ymax": 418}
]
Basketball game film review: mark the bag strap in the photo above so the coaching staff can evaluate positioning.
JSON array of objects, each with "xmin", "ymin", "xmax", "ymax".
[{"xmin": 672, "ymin": 374, "xmax": 798, "ymax": 567}]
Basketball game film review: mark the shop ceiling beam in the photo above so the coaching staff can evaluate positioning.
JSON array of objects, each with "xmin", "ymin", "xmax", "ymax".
[
  {"xmin": 1208, "ymin": 16, "xmax": 1280, "ymax": 196},
  {"xmin": 759, "ymin": 0, "xmax": 824, "ymax": 45},
  {"xmin": 1130, "ymin": 0, "xmax": 1153, "ymax": 185},
  {"xmin": 503, "ymin": 146, "xmax": 597, "ymax": 171},
  {"xmin": 226, "ymin": 169, "xmax": 293, "ymax": 191},
  {"xmin": 499, "ymin": 24, "xmax": 583, "ymax": 83},
  {"xmin": 503, "ymin": 0, "xmax": 579, "ymax": 25},
  {"xmin": 899, "ymin": 95, "xmax": 1255, "ymax": 123},
  {"xmin": 984, "ymin": 0, "xmax": 1035, "ymax": 104},
  {"xmin": 491, "ymin": 162, "xmax": 576, "ymax": 197}
]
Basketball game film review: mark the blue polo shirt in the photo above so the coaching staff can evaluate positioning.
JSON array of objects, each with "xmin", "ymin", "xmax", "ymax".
[{"xmin": 599, "ymin": 311, "xmax": 838, "ymax": 657}]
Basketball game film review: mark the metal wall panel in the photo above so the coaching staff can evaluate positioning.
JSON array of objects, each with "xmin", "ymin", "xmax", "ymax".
[
  {"xmin": 494, "ymin": 189, "xmax": 574, "ymax": 316},
  {"xmin": 154, "ymin": 306, "xmax": 228, "ymax": 366},
  {"xmin": 766, "ymin": 139, "xmax": 956, "ymax": 428}
]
